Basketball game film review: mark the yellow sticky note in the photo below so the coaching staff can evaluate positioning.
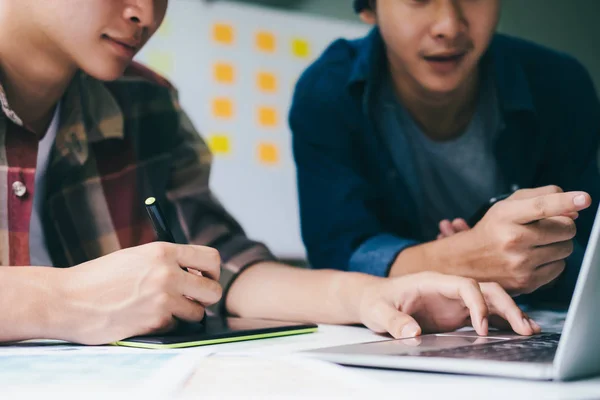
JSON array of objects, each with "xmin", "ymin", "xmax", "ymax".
[
  {"xmin": 257, "ymin": 72, "xmax": 277, "ymax": 93},
  {"xmin": 208, "ymin": 135, "xmax": 231, "ymax": 155},
  {"xmin": 258, "ymin": 107, "xmax": 278, "ymax": 127},
  {"xmin": 256, "ymin": 31, "xmax": 276, "ymax": 53},
  {"xmin": 213, "ymin": 23, "xmax": 235, "ymax": 45},
  {"xmin": 147, "ymin": 51, "xmax": 174, "ymax": 76},
  {"xmin": 258, "ymin": 143, "xmax": 279, "ymax": 165},
  {"xmin": 157, "ymin": 18, "xmax": 171, "ymax": 37},
  {"xmin": 213, "ymin": 98, "xmax": 234, "ymax": 119},
  {"xmin": 291, "ymin": 38, "xmax": 310, "ymax": 58},
  {"xmin": 214, "ymin": 63, "xmax": 235, "ymax": 84}
]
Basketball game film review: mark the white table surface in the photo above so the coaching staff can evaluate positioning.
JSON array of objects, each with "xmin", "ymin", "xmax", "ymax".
[
  {"xmin": 177, "ymin": 323, "xmax": 600, "ymax": 399},
  {"xmin": 2, "ymin": 318, "xmax": 599, "ymax": 399}
]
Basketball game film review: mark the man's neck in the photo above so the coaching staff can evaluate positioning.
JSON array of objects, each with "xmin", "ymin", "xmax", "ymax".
[
  {"xmin": 0, "ymin": 5, "xmax": 76, "ymax": 136},
  {"xmin": 389, "ymin": 63, "xmax": 480, "ymax": 142}
]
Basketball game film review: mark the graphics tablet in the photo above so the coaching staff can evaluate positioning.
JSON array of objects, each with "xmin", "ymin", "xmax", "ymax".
[{"xmin": 115, "ymin": 317, "xmax": 318, "ymax": 349}]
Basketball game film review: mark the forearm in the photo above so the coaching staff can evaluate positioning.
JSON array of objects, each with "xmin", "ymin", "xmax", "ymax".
[
  {"xmin": 389, "ymin": 232, "xmax": 481, "ymax": 279},
  {"xmin": 0, "ymin": 267, "xmax": 68, "ymax": 343},
  {"xmin": 225, "ymin": 262, "xmax": 381, "ymax": 324}
]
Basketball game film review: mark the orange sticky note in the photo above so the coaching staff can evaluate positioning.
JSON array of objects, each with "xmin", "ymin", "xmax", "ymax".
[
  {"xmin": 214, "ymin": 63, "xmax": 235, "ymax": 84},
  {"xmin": 257, "ymin": 72, "xmax": 277, "ymax": 93},
  {"xmin": 213, "ymin": 23, "xmax": 235, "ymax": 45},
  {"xmin": 213, "ymin": 98, "xmax": 234, "ymax": 119},
  {"xmin": 258, "ymin": 107, "xmax": 278, "ymax": 127},
  {"xmin": 291, "ymin": 38, "xmax": 310, "ymax": 58},
  {"xmin": 256, "ymin": 31, "xmax": 276, "ymax": 53},
  {"xmin": 208, "ymin": 135, "xmax": 231, "ymax": 155},
  {"xmin": 258, "ymin": 143, "xmax": 279, "ymax": 165}
]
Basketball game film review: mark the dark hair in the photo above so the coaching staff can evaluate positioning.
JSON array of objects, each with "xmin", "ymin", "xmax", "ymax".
[{"xmin": 353, "ymin": 0, "xmax": 370, "ymax": 13}]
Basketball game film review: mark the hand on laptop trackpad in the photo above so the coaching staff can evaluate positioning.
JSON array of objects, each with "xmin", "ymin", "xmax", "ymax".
[{"xmin": 345, "ymin": 334, "xmax": 508, "ymax": 356}]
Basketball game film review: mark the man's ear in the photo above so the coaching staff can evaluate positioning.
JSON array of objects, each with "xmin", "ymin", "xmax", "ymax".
[{"xmin": 359, "ymin": 9, "xmax": 377, "ymax": 25}]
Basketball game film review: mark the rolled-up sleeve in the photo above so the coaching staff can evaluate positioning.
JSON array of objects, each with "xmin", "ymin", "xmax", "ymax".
[{"xmin": 349, "ymin": 234, "xmax": 419, "ymax": 277}]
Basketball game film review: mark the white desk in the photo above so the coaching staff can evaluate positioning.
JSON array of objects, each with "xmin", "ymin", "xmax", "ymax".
[
  {"xmin": 2, "ymin": 323, "xmax": 599, "ymax": 399},
  {"xmin": 179, "ymin": 324, "xmax": 600, "ymax": 399}
]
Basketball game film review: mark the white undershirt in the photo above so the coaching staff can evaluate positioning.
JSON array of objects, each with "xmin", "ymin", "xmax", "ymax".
[{"xmin": 29, "ymin": 103, "xmax": 61, "ymax": 266}]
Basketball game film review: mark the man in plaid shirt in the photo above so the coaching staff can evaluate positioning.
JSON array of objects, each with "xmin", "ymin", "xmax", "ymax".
[{"xmin": 0, "ymin": 0, "xmax": 543, "ymax": 344}]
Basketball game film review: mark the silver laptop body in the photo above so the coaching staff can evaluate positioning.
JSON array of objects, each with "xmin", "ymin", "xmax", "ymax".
[{"xmin": 305, "ymin": 206, "xmax": 600, "ymax": 381}]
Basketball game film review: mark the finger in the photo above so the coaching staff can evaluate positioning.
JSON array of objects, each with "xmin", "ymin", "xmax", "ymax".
[
  {"xmin": 174, "ymin": 244, "xmax": 221, "ymax": 281},
  {"xmin": 437, "ymin": 234, "xmax": 444, "ymax": 240},
  {"xmin": 439, "ymin": 220, "xmax": 457, "ymax": 237},
  {"xmin": 452, "ymin": 219, "xmax": 470, "ymax": 232},
  {"xmin": 368, "ymin": 302, "xmax": 422, "ymax": 339},
  {"xmin": 528, "ymin": 260, "xmax": 566, "ymax": 294},
  {"xmin": 509, "ymin": 192, "xmax": 591, "ymax": 224},
  {"xmin": 531, "ymin": 240, "xmax": 573, "ymax": 266},
  {"xmin": 508, "ymin": 185, "xmax": 563, "ymax": 201},
  {"xmin": 426, "ymin": 276, "xmax": 489, "ymax": 335},
  {"xmin": 480, "ymin": 282, "xmax": 534, "ymax": 335},
  {"xmin": 148, "ymin": 317, "xmax": 177, "ymax": 336},
  {"xmin": 455, "ymin": 280, "xmax": 490, "ymax": 336},
  {"xmin": 180, "ymin": 271, "xmax": 223, "ymax": 306},
  {"xmin": 171, "ymin": 295, "xmax": 207, "ymax": 322},
  {"xmin": 530, "ymin": 216, "xmax": 577, "ymax": 246},
  {"xmin": 563, "ymin": 212, "xmax": 579, "ymax": 220}
]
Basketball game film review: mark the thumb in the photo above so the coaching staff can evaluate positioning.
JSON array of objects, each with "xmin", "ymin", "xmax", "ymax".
[{"xmin": 372, "ymin": 303, "xmax": 422, "ymax": 339}]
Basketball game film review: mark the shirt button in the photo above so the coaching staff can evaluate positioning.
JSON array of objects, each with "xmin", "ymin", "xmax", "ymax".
[{"xmin": 12, "ymin": 181, "xmax": 27, "ymax": 197}]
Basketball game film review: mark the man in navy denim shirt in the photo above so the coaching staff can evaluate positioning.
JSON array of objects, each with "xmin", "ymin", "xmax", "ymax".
[{"xmin": 290, "ymin": 0, "xmax": 600, "ymax": 304}]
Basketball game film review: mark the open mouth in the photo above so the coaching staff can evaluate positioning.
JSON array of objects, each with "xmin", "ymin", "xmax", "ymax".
[{"xmin": 423, "ymin": 52, "xmax": 466, "ymax": 63}]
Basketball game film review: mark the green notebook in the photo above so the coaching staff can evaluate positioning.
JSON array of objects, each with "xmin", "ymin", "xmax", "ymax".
[{"xmin": 114, "ymin": 317, "xmax": 318, "ymax": 349}]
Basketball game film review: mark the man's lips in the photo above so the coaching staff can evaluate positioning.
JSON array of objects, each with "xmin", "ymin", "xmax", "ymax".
[
  {"xmin": 423, "ymin": 52, "xmax": 467, "ymax": 62},
  {"xmin": 102, "ymin": 34, "xmax": 140, "ymax": 58}
]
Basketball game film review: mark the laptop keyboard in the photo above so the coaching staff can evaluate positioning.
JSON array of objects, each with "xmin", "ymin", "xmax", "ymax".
[{"xmin": 413, "ymin": 333, "xmax": 560, "ymax": 363}]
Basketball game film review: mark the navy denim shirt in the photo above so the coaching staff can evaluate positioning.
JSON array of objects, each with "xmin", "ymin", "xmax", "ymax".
[{"xmin": 290, "ymin": 28, "xmax": 600, "ymax": 304}]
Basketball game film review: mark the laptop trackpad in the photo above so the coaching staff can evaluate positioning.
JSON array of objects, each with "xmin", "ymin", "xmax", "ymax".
[{"xmin": 325, "ymin": 335, "xmax": 509, "ymax": 356}]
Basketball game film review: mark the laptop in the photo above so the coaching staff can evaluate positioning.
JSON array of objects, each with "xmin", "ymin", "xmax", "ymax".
[{"xmin": 304, "ymin": 207, "xmax": 600, "ymax": 381}]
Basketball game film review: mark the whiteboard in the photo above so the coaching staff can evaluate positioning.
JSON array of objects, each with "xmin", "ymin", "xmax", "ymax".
[{"xmin": 135, "ymin": 0, "xmax": 368, "ymax": 259}]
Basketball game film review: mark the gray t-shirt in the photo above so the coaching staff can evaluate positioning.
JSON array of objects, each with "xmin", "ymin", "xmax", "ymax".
[{"xmin": 379, "ymin": 72, "xmax": 506, "ymax": 240}]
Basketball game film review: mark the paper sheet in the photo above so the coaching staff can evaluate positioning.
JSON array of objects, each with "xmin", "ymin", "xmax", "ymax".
[{"xmin": 0, "ymin": 352, "xmax": 201, "ymax": 398}]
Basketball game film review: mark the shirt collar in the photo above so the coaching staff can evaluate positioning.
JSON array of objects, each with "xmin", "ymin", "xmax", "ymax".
[
  {"xmin": 348, "ymin": 29, "xmax": 536, "ymax": 116},
  {"xmin": 0, "ymin": 71, "xmax": 125, "ymax": 165}
]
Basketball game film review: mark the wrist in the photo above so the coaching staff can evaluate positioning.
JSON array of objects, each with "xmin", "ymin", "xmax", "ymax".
[
  {"xmin": 331, "ymin": 272, "xmax": 383, "ymax": 324},
  {"xmin": 44, "ymin": 267, "xmax": 90, "ymax": 342},
  {"xmin": 390, "ymin": 232, "xmax": 479, "ymax": 278},
  {"xmin": 20, "ymin": 267, "xmax": 73, "ymax": 341}
]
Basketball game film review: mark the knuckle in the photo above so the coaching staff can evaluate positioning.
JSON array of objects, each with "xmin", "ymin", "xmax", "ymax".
[
  {"xmin": 565, "ymin": 220, "xmax": 577, "ymax": 239},
  {"xmin": 206, "ymin": 280, "xmax": 224, "ymax": 304},
  {"xmin": 206, "ymin": 247, "xmax": 221, "ymax": 265},
  {"xmin": 514, "ymin": 273, "xmax": 532, "ymax": 290},
  {"xmin": 532, "ymin": 197, "xmax": 547, "ymax": 219},
  {"xmin": 149, "ymin": 314, "xmax": 172, "ymax": 332},
  {"xmin": 463, "ymin": 277, "xmax": 479, "ymax": 290},
  {"xmin": 153, "ymin": 267, "xmax": 176, "ymax": 287},
  {"xmin": 154, "ymin": 293, "xmax": 171, "ymax": 311},
  {"xmin": 564, "ymin": 240, "xmax": 574, "ymax": 257},
  {"xmin": 502, "ymin": 229, "xmax": 525, "ymax": 250},
  {"xmin": 546, "ymin": 185, "xmax": 563, "ymax": 194},
  {"xmin": 149, "ymin": 242, "xmax": 172, "ymax": 260}
]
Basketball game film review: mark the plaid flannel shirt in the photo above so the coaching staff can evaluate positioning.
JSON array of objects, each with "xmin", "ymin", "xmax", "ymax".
[{"xmin": 0, "ymin": 63, "xmax": 276, "ymax": 313}]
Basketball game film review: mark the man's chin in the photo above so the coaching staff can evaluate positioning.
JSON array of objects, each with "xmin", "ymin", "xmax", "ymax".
[
  {"xmin": 83, "ymin": 62, "xmax": 130, "ymax": 82},
  {"xmin": 419, "ymin": 78, "xmax": 468, "ymax": 99}
]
